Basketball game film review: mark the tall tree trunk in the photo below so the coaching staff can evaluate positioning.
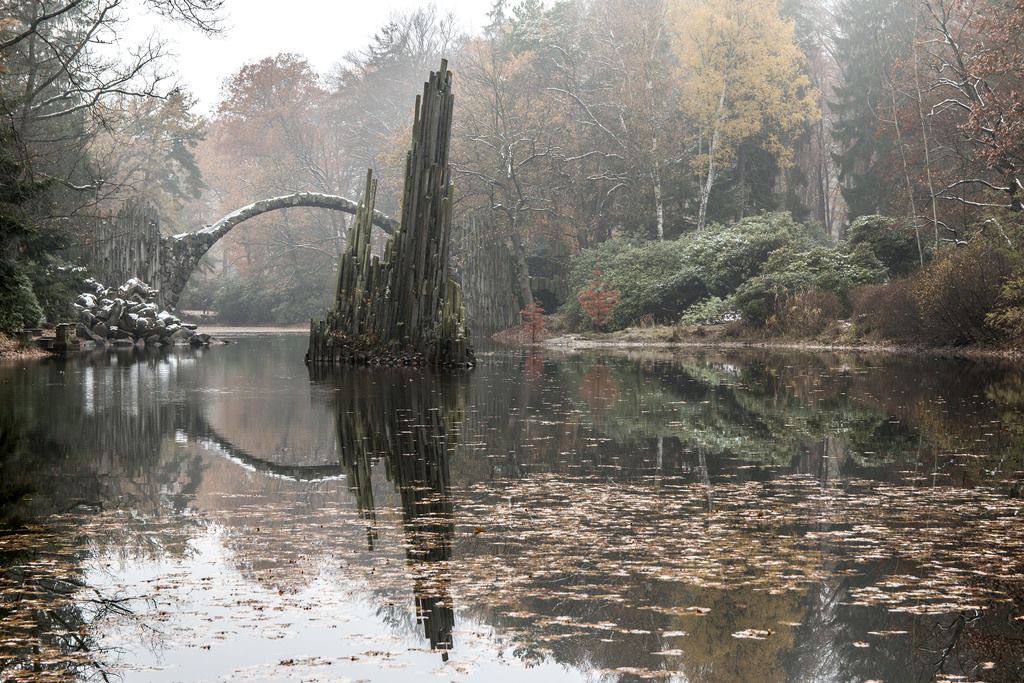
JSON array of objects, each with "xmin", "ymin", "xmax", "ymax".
[
  {"xmin": 815, "ymin": 118, "xmax": 837, "ymax": 241},
  {"xmin": 653, "ymin": 151, "xmax": 665, "ymax": 241},
  {"xmin": 506, "ymin": 232, "xmax": 533, "ymax": 311},
  {"xmin": 697, "ymin": 86, "xmax": 727, "ymax": 231},
  {"xmin": 18, "ymin": 11, "xmax": 39, "ymax": 136},
  {"xmin": 889, "ymin": 82, "xmax": 925, "ymax": 267},
  {"xmin": 647, "ymin": 80, "xmax": 665, "ymax": 240},
  {"xmin": 912, "ymin": 29, "xmax": 940, "ymax": 249}
]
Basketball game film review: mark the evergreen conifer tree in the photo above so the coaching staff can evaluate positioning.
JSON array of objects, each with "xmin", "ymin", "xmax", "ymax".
[{"xmin": 830, "ymin": 0, "xmax": 912, "ymax": 220}]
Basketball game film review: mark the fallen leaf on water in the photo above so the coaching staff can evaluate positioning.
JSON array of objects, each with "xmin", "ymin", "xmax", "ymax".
[{"xmin": 732, "ymin": 629, "xmax": 773, "ymax": 640}]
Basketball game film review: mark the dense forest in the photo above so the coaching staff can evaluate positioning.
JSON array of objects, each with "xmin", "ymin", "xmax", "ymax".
[{"xmin": 2, "ymin": 0, "xmax": 1024, "ymax": 347}]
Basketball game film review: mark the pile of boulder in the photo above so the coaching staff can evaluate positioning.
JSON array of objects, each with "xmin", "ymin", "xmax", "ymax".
[{"xmin": 74, "ymin": 278, "xmax": 214, "ymax": 347}]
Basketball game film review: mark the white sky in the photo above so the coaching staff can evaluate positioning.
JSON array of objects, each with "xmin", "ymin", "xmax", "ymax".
[{"xmin": 125, "ymin": 0, "xmax": 492, "ymax": 111}]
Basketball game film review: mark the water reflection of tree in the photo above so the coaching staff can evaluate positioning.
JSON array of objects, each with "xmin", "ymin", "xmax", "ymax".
[
  {"xmin": 579, "ymin": 362, "xmax": 620, "ymax": 426},
  {"xmin": 553, "ymin": 350, "xmax": 1024, "ymax": 488},
  {"xmin": 5, "ymin": 343, "xmax": 1024, "ymax": 681},
  {"xmin": 312, "ymin": 366, "xmax": 468, "ymax": 654},
  {"xmin": 558, "ymin": 353, "xmax": 875, "ymax": 473},
  {"xmin": 0, "ymin": 351, "xmax": 211, "ymax": 517},
  {"xmin": 0, "ymin": 351, "xmax": 205, "ymax": 680},
  {"xmin": 443, "ymin": 351, "xmax": 1024, "ymax": 681}
]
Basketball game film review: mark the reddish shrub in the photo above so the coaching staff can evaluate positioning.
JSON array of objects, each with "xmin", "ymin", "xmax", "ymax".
[
  {"xmin": 851, "ymin": 239, "xmax": 1019, "ymax": 346},
  {"xmin": 912, "ymin": 240, "xmax": 1017, "ymax": 345},
  {"xmin": 520, "ymin": 300, "xmax": 547, "ymax": 343},
  {"xmin": 578, "ymin": 268, "xmax": 620, "ymax": 331}
]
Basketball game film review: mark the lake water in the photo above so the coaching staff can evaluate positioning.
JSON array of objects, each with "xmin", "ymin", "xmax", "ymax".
[{"xmin": 1, "ymin": 335, "xmax": 1023, "ymax": 682}]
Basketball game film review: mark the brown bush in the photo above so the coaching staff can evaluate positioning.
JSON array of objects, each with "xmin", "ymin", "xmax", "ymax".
[
  {"xmin": 769, "ymin": 289, "xmax": 844, "ymax": 337},
  {"xmin": 851, "ymin": 240, "xmax": 1018, "ymax": 346},
  {"xmin": 719, "ymin": 320, "xmax": 744, "ymax": 338},
  {"xmin": 850, "ymin": 280, "xmax": 922, "ymax": 342},
  {"xmin": 912, "ymin": 240, "xmax": 1018, "ymax": 345}
]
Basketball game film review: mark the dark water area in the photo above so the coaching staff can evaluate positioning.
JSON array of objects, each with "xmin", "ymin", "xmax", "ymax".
[{"xmin": 1, "ymin": 335, "xmax": 1023, "ymax": 682}]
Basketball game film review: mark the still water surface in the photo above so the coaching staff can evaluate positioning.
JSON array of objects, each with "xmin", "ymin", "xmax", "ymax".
[{"xmin": 1, "ymin": 335, "xmax": 1023, "ymax": 682}]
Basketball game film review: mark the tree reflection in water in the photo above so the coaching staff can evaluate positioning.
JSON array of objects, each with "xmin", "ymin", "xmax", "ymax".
[{"xmin": 1, "ymin": 340, "xmax": 1024, "ymax": 681}]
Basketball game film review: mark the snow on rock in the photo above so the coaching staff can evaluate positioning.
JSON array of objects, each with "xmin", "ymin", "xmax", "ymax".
[{"xmin": 72, "ymin": 278, "xmax": 216, "ymax": 348}]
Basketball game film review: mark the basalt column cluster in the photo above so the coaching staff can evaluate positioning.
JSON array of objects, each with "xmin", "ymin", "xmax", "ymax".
[{"xmin": 306, "ymin": 60, "xmax": 473, "ymax": 368}]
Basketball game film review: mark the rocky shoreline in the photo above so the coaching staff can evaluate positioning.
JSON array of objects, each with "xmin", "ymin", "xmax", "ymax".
[{"xmin": 72, "ymin": 278, "xmax": 216, "ymax": 348}]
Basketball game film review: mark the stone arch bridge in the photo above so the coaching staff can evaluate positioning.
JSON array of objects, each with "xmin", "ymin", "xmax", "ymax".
[{"xmin": 81, "ymin": 193, "xmax": 398, "ymax": 311}]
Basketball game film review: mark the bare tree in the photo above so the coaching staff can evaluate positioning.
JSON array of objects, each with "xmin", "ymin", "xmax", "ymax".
[
  {"xmin": 919, "ymin": 0, "xmax": 1024, "ymax": 216},
  {"xmin": 0, "ymin": 0, "xmax": 223, "ymax": 218},
  {"xmin": 454, "ymin": 37, "xmax": 561, "ymax": 308},
  {"xmin": 546, "ymin": 0, "xmax": 678, "ymax": 240}
]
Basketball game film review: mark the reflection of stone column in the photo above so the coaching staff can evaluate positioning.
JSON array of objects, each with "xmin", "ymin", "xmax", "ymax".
[
  {"xmin": 339, "ymin": 431, "xmax": 378, "ymax": 550},
  {"xmin": 313, "ymin": 366, "xmax": 465, "ymax": 653},
  {"xmin": 393, "ymin": 446, "xmax": 454, "ymax": 654}
]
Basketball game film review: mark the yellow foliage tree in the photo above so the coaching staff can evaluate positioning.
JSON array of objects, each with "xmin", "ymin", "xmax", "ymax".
[{"xmin": 670, "ymin": 0, "xmax": 819, "ymax": 230}]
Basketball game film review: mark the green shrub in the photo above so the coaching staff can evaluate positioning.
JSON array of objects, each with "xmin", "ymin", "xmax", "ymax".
[
  {"xmin": 564, "ymin": 212, "xmax": 819, "ymax": 330},
  {"xmin": 845, "ymin": 215, "xmax": 923, "ymax": 277},
  {"xmin": 0, "ymin": 262, "xmax": 43, "ymax": 333},
  {"xmin": 685, "ymin": 212, "xmax": 820, "ymax": 293},
  {"xmin": 734, "ymin": 246, "xmax": 887, "ymax": 326},
  {"xmin": 678, "ymin": 296, "xmax": 740, "ymax": 325},
  {"xmin": 988, "ymin": 273, "xmax": 1024, "ymax": 341},
  {"xmin": 25, "ymin": 257, "xmax": 88, "ymax": 324},
  {"xmin": 196, "ymin": 273, "xmax": 332, "ymax": 324},
  {"xmin": 563, "ymin": 238, "xmax": 702, "ymax": 330},
  {"xmin": 206, "ymin": 276, "xmax": 279, "ymax": 324}
]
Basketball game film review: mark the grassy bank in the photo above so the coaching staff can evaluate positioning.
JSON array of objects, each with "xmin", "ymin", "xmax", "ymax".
[{"xmin": 0, "ymin": 333, "xmax": 48, "ymax": 360}]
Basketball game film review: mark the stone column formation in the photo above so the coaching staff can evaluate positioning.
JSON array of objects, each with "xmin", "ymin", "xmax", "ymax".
[{"xmin": 306, "ymin": 60, "xmax": 474, "ymax": 368}]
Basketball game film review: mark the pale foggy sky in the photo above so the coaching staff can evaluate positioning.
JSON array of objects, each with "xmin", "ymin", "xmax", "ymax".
[{"xmin": 125, "ymin": 0, "xmax": 491, "ymax": 111}]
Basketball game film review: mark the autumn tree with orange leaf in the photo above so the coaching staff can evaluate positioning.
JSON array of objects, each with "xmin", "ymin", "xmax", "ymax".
[{"xmin": 577, "ymin": 268, "xmax": 620, "ymax": 330}]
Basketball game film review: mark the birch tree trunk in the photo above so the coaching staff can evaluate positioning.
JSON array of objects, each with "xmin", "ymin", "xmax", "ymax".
[
  {"xmin": 652, "ymin": 131, "xmax": 666, "ymax": 241},
  {"xmin": 646, "ymin": 76, "xmax": 666, "ymax": 240},
  {"xmin": 697, "ymin": 86, "xmax": 727, "ymax": 232}
]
